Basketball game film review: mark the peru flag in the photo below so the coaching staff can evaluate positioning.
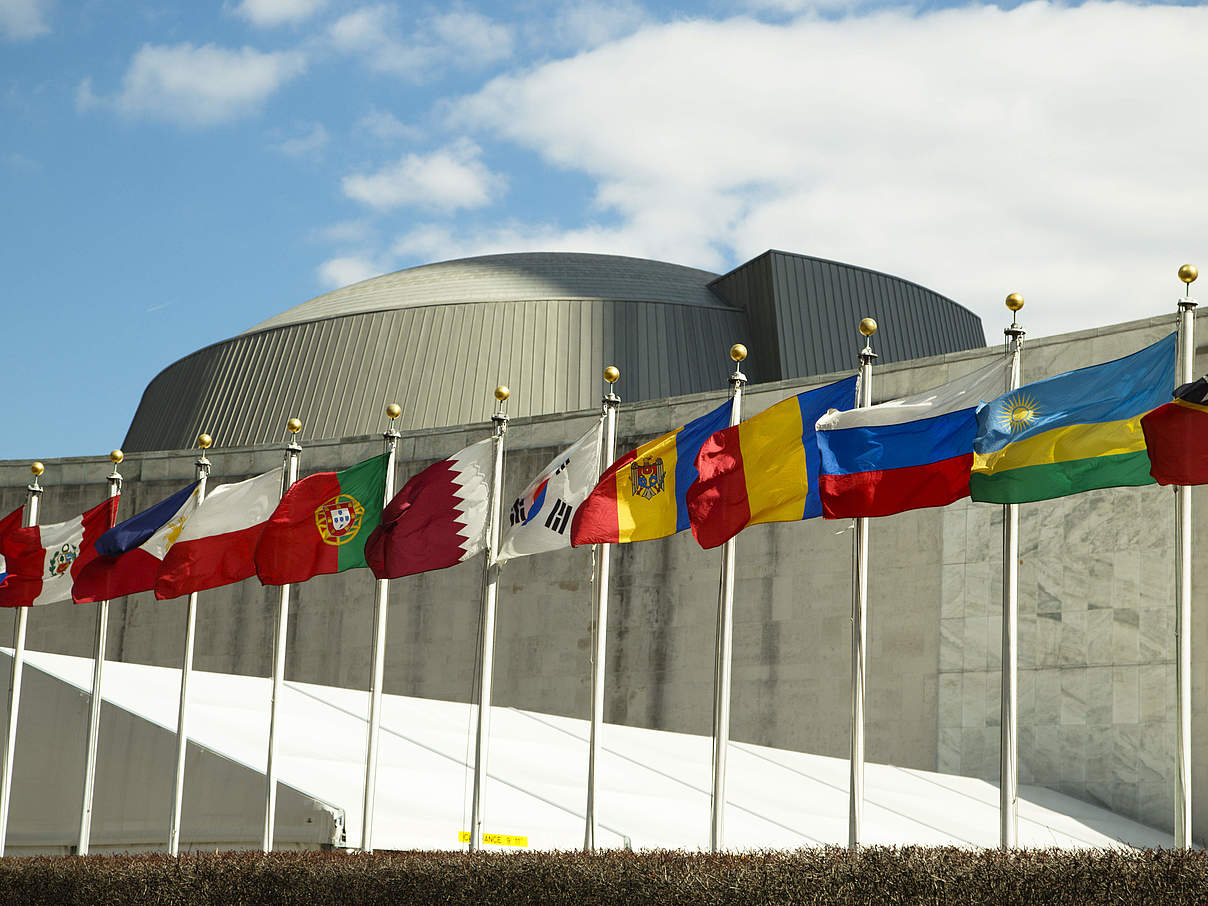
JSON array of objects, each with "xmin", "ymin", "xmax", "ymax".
[
  {"xmin": 155, "ymin": 467, "xmax": 283, "ymax": 600},
  {"xmin": 0, "ymin": 496, "xmax": 119, "ymax": 607},
  {"xmin": 366, "ymin": 438, "xmax": 493, "ymax": 579},
  {"xmin": 73, "ymin": 481, "xmax": 201, "ymax": 603}
]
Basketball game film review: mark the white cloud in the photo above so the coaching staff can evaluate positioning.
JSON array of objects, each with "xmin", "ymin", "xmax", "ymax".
[
  {"xmin": 0, "ymin": 0, "xmax": 51, "ymax": 40},
  {"xmin": 234, "ymin": 0, "xmax": 326, "ymax": 28},
  {"xmin": 447, "ymin": 4, "xmax": 1208, "ymax": 340},
  {"xmin": 113, "ymin": 43, "xmax": 306, "ymax": 126},
  {"xmin": 328, "ymin": 4, "xmax": 513, "ymax": 80},
  {"xmin": 342, "ymin": 139, "xmax": 504, "ymax": 211},
  {"xmin": 545, "ymin": 0, "xmax": 649, "ymax": 50},
  {"xmin": 275, "ymin": 122, "xmax": 329, "ymax": 157},
  {"xmin": 357, "ymin": 108, "xmax": 421, "ymax": 142},
  {"xmin": 318, "ymin": 255, "xmax": 385, "ymax": 288}
]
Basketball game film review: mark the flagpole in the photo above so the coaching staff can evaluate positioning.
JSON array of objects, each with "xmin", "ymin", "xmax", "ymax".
[
  {"xmin": 167, "ymin": 433, "xmax": 212, "ymax": 856},
  {"xmin": 469, "ymin": 386, "xmax": 509, "ymax": 852},
  {"xmin": 1000, "ymin": 294, "xmax": 1025, "ymax": 850},
  {"xmin": 263, "ymin": 417, "xmax": 302, "ymax": 853},
  {"xmin": 849, "ymin": 318, "xmax": 876, "ymax": 851},
  {"xmin": 78, "ymin": 449, "xmax": 123, "ymax": 856},
  {"xmin": 584, "ymin": 366, "xmax": 620, "ymax": 852},
  {"xmin": 0, "ymin": 462, "xmax": 43, "ymax": 855},
  {"xmin": 710, "ymin": 343, "xmax": 748, "ymax": 854},
  {"xmin": 1175, "ymin": 263, "xmax": 1198, "ymax": 849},
  {"xmin": 361, "ymin": 403, "xmax": 402, "ymax": 853}
]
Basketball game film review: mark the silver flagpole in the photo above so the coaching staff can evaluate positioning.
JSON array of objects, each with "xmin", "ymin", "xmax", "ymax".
[
  {"xmin": 167, "ymin": 433, "xmax": 212, "ymax": 856},
  {"xmin": 710, "ymin": 343, "xmax": 748, "ymax": 854},
  {"xmin": 1175, "ymin": 263, "xmax": 1198, "ymax": 848},
  {"xmin": 0, "ymin": 461, "xmax": 44, "ymax": 855},
  {"xmin": 361, "ymin": 402, "xmax": 402, "ymax": 853},
  {"xmin": 1000, "ymin": 294, "xmax": 1025, "ymax": 850},
  {"xmin": 584, "ymin": 365, "xmax": 621, "ymax": 852},
  {"xmin": 78, "ymin": 449, "xmax": 124, "ymax": 855},
  {"xmin": 469, "ymin": 386, "xmax": 510, "ymax": 852},
  {"xmin": 849, "ymin": 318, "xmax": 876, "ymax": 851},
  {"xmin": 263, "ymin": 417, "xmax": 303, "ymax": 853}
]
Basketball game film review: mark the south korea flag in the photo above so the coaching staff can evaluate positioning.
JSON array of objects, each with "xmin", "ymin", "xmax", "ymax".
[{"xmin": 498, "ymin": 421, "xmax": 602, "ymax": 561}]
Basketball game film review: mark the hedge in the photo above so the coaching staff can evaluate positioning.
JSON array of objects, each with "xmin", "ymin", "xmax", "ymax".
[{"xmin": 0, "ymin": 847, "xmax": 1206, "ymax": 906}]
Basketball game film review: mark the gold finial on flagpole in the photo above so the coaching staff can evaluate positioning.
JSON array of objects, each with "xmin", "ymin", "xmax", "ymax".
[
  {"xmin": 1006, "ymin": 293, "xmax": 1024, "ymax": 312},
  {"xmin": 604, "ymin": 366, "xmax": 620, "ymax": 384},
  {"xmin": 109, "ymin": 450, "xmax": 124, "ymax": 465},
  {"xmin": 286, "ymin": 418, "xmax": 302, "ymax": 435},
  {"xmin": 386, "ymin": 403, "xmax": 402, "ymax": 420},
  {"xmin": 1180, "ymin": 264, "xmax": 1198, "ymax": 297},
  {"xmin": 859, "ymin": 318, "xmax": 877, "ymax": 337},
  {"xmin": 1005, "ymin": 293, "xmax": 1025, "ymax": 336},
  {"xmin": 730, "ymin": 344, "xmax": 747, "ymax": 362},
  {"xmin": 30, "ymin": 462, "xmax": 44, "ymax": 477},
  {"xmin": 197, "ymin": 433, "xmax": 212, "ymax": 450},
  {"xmin": 494, "ymin": 385, "xmax": 510, "ymax": 401}
]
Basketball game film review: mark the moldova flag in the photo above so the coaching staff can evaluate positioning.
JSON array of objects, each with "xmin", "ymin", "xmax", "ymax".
[
  {"xmin": 1141, "ymin": 376, "xmax": 1208, "ymax": 486},
  {"xmin": 73, "ymin": 481, "xmax": 201, "ymax": 603},
  {"xmin": 255, "ymin": 453, "xmax": 390, "ymax": 586},
  {"xmin": 571, "ymin": 399, "xmax": 733, "ymax": 545},
  {"xmin": 816, "ymin": 357, "xmax": 1011, "ymax": 518},
  {"xmin": 687, "ymin": 375, "xmax": 857, "ymax": 549},
  {"xmin": 971, "ymin": 332, "xmax": 1176, "ymax": 504}
]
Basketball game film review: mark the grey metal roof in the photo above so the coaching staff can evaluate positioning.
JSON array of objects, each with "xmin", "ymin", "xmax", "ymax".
[
  {"xmin": 245, "ymin": 253, "xmax": 732, "ymax": 334},
  {"xmin": 123, "ymin": 250, "xmax": 986, "ymax": 452}
]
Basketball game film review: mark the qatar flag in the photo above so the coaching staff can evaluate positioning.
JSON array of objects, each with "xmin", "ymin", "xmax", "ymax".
[
  {"xmin": 365, "ymin": 438, "xmax": 493, "ymax": 579},
  {"xmin": 0, "ymin": 496, "xmax": 119, "ymax": 607}
]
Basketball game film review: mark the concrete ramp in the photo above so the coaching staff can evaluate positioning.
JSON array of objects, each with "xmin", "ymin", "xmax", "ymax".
[{"xmin": 0, "ymin": 649, "xmax": 1175, "ymax": 853}]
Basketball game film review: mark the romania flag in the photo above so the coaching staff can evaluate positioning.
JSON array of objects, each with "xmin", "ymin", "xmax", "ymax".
[
  {"xmin": 1141, "ymin": 376, "xmax": 1208, "ymax": 486},
  {"xmin": 571, "ymin": 399, "xmax": 733, "ymax": 545},
  {"xmin": 970, "ymin": 332, "xmax": 1176, "ymax": 504},
  {"xmin": 687, "ymin": 376, "xmax": 857, "ymax": 549}
]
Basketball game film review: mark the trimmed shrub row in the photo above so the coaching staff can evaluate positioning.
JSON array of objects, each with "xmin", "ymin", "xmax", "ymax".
[{"xmin": 0, "ymin": 846, "xmax": 1206, "ymax": 906}]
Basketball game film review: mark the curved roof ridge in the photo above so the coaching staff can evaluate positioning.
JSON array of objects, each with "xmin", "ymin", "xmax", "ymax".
[{"xmin": 244, "ymin": 251, "xmax": 728, "ymax": 334}]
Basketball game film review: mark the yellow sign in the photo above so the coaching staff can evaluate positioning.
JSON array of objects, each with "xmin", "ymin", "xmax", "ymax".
[{"xmin": 458, "ymin": 831, "xmax": 528, "ymax": 847}]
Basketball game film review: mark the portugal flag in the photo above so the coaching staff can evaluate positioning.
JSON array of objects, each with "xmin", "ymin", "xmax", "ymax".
[{"xmin": 254, "ymin": 453, "xmax": 389, "ymax": 586}]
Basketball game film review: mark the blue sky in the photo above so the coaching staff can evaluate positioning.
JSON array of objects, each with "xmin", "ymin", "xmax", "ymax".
[{"xmin": 2, "ymin": 0, "xmax": 1204, "ymax": 461}]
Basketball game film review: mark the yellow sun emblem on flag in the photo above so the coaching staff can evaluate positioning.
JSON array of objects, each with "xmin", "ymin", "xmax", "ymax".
[{"xmin": 998, "ymin": 392, "xmax": 1039, "ymax": 433}]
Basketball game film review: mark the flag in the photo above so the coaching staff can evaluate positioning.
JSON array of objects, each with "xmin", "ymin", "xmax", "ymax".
[
  {"xmin": 255, "ymin": 453, "xmax": 390, "ymax": 586},
  {"xmin": 498, "ymin": 422, "xmax": 602, "ymax": 560},
  {"xmin": 155, "ymin": 467, "xmax": 283, "ymax": 600},
  {"xmin": 688, "ymin": 375, "xmax": 858, "ymax": 549},
  {"xmin": 1142, "ymin": 375, "xmax": 1208, "ymax": 486},
  {"xmin": 571, "ymin": 399, "xmax": 733, "ymax": 545},
  {"xmin": 971, "ymin": 332, "xmax": 1177, "ymax": 504},
  {"xmin": 0, "ymin": 506, "xmax": 23, "ymax": 589},
  {"xmin": 0, "ymin": 496, "xmax": 119, "ymax": 607},
  {"xmin": 366, "ymin": 438, "xmax": 494, "ymax": 579},
  {"xmin": 72, "ymin": 481, "xmax": 200, "ymax": 603},
  {"xmin": 816, "ymin": 358, "xmax": 1011, "ymax": 518}
]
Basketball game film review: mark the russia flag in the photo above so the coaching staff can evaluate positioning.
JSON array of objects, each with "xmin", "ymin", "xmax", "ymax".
[{"xmin": 815, "ymin": 358, "xmax": 1010, "ymax": 518}]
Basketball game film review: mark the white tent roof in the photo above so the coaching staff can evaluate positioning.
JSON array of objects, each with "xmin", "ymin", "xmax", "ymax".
[{"xmin": 9, "ymin": 649, "xmax": 1174, "ymax": 852}]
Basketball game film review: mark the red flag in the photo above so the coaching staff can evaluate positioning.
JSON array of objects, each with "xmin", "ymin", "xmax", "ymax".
[
  {"xmin": 0, "ymin": 497, "xmax": 119, "ymax": 607},
  {"xmin": 366, "ymin": 439, "xmax": 492, "ymax": 579},
  {"xmin": 1142, "ymin": 377, "xmax": 1208, "ymax": 486}
]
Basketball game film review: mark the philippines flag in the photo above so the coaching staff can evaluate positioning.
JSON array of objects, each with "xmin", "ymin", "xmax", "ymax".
[
  {"xmin": 365, "ymin": 438, "xmax": 493, "ymax": 579},
  {"xmin": 815, "ymin": 358, "xmax": 1010, "ymax": 518},
  {"xmin": 0, "ymin": 496, "xmax": 119, "ymax": 607},
  {"xmin": 498, "ymin": 422, "xmax": 602, "ymax": 561},
  {"xmin": 155, "ymin": 467, "xmax": 283, "ymax": 600},
  {"xmin": 73, "ymin": 481, "xmax": 201, "ymax": 603}
]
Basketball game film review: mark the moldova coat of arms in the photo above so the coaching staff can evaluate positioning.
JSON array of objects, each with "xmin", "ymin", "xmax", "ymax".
[
  {"xmin": 630, "ymin": 456, "xmax": 665, "ymax": 500},
  {"xmin": 315, "ymin": 494, "xmax": 365, "ymax": 545}
]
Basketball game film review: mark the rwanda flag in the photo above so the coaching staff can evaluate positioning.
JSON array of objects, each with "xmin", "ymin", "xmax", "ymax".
[{"xmin": 970, "ymin": 332, "xmax": 1176, "ymax": 504}]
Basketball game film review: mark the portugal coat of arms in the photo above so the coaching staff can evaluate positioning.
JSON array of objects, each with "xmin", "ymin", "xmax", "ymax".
[
  {"xmin": 630, "ymin": 456, "xmax": 665, "ymax": 500},
  {"xmin": 315, "ymin": 495, "xmax": 365, "ymax": 545}
]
